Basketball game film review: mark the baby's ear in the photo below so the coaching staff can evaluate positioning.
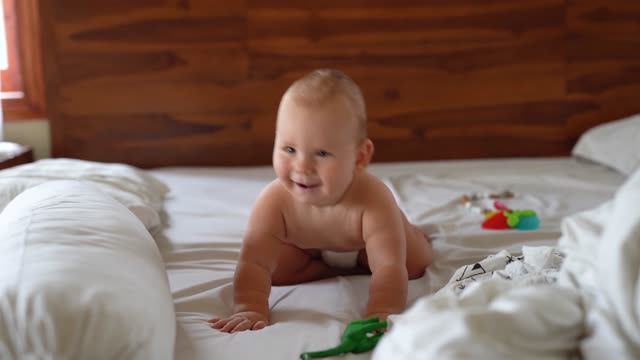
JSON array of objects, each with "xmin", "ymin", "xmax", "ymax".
[{"xmin": 355, "ymin": 138, "xmax": 374, "ymax": 171}]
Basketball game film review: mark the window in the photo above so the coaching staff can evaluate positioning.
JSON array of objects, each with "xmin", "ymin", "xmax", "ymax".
[{"xmin": 1, "ymin": 0, "xmax": 45, "ymax": 121}]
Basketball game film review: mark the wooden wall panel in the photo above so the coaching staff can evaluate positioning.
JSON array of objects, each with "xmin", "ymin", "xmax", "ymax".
[
  {"xmin": 40, "ymin": 1, "xmax": 255, "ymax": 166},
  {"xmin": 247, "ymin": 1, "xmax": 567, "ymax": 162},
  {"xmin": 566, "ymin": 0, "xmax": 640, "ymax": 142},
  {"xmin": 38, "ymin": 0, "xmax": 640, "ymax": 167}
]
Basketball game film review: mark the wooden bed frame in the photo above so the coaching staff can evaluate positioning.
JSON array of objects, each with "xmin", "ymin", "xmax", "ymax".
[{"xmin": 38, "ymin": 1, "xmax": 640, "ymax": 167}]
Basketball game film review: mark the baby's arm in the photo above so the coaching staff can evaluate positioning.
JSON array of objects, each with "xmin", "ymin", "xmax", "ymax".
[
  {"xmin": 361, "ymin": 194, "xmax": 408, "ymax": 319},
  {"xmin": 209, "ymin": 185, "xmax": 284, "ymax": 333}
]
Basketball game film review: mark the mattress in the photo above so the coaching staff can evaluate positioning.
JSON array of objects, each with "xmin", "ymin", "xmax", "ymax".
[{"xmin": 149, "ymin": 157, "xmax": 625, "ymax": 360}]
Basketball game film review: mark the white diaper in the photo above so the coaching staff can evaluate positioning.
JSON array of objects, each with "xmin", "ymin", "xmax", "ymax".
[{"xmin": 321, "ymin": 250, "xmax": 359, "ymax": 268}]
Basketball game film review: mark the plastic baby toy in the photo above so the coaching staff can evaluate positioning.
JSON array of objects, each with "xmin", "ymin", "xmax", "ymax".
[
  {"xmin": 299, "ymin": 318, "xmax": 388, "ymax": 359},
  {"xmin": 482, "ymin": 200, "xmax": 540, "ymax": 230},
  {"xmin": 460, "ymin": 191, "xmax": 540, "ymax": 231}
]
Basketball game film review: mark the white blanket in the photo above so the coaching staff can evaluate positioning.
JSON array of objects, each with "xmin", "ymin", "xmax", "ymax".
[
  {"xmin": 441, "ymin": 246, "xmax": 564, "ymax": 296},
  {"xmin": 559, "ymin": 169, "xmax": 640, "ymax": 359},
  {"xmin": 374, "ymin": 168, "xmax": 640, "ymax": 359}
]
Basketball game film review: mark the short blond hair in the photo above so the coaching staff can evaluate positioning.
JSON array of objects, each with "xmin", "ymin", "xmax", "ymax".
[{"xmin": 281, "ymin": 69, "xmax": 368, "ymax": 140}]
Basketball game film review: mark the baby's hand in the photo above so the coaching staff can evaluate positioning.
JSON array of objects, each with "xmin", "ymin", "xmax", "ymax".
[
  {"xmin": 365, "ymin": 312, "xmax": 390, "ymax": 321},
  {"xmin": 363, "ymin": 313, "xmax": 390, "ymax": 333},
  {"xmin": 208, "ymin": 311, "xmax": 269, "ymax": 333}
]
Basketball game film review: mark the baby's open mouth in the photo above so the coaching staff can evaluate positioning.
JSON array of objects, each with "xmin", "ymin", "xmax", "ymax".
[{"xmin": 294, "ymin": 182, "xmax": 319, "ymax": 189}]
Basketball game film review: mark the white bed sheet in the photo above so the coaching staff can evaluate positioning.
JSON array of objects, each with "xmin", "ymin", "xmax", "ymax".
[{"xmin": 149, "ymin": 157, "xmax": 624, "ymax": 360}]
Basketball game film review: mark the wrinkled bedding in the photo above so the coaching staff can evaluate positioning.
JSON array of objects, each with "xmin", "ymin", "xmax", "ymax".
[
  {"xmin": 149, "ymin": 157, "xmax": 626, "ymax": 359},
  {"xmin": 374, "ymin": 168, "xmax": 640, "ymax": 360}
]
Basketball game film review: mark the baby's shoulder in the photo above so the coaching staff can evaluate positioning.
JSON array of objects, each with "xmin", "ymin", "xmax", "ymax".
[
  {"xmin": 352, "ymin": 172, "xmax": 396, "ymax": 205},
  {"xmin": 254, "ymin": 180, "xmax": 291, "ymax": 209}
]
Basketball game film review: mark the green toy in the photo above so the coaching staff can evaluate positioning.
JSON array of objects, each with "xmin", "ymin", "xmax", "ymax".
[{"xmin": 300, "ymin": 318, "xmax": 388, "ymax": 359}]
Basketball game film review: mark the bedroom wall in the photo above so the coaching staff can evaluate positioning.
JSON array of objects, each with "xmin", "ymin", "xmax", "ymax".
[
  {"xmin": 4, "ymin": 119, "xmax": 51, "ymax": 159},
  {"xmin": 39, "ymin": 0, "xmax": 640, "ymax": 167}
]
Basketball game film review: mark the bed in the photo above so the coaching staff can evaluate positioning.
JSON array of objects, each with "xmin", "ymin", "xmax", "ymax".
[
  {"xmin": 1, "ymin": 1, "xmax": 640, "ymax": 359},
  {"xmin": 151, "ymin": 156, "xmax": 629, "ymax": 359},
  {"xmin": 2, "ymin": 144, "xmax": 638, "ymax": 359}
]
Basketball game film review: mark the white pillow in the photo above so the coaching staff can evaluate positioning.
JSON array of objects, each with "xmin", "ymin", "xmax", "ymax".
[
  {"xmin": 0, "ymin": 180, "xmax": 175, "ymax": 360},
  {"xmin": 0, "ymin": 158, "xmax": 169, "ymax": 229},
  {"xmin": 572, "ymin": 114, "xmax": 640, "ymax": 176}
]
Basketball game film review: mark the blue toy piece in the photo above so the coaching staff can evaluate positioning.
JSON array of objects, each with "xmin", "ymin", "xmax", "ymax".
[{"xmin": 514, "ymin": 212, "xmax": 540, "ymax": 230}]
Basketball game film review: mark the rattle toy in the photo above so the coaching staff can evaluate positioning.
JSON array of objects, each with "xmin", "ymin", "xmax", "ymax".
[
  {"xmin": 299, "ymin": 317, "xmax": 388, "ymax": 359},
  {"xmin": 460, "ymin": 191, "xmax": 540, "ymax": 231},
  {"xmin": 482, "ymin": 201, "xmax": 540, "ymax": 230}
]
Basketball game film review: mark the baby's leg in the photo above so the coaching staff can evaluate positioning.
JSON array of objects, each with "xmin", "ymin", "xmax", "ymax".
[
  {"xmin": 272, "ymin": 243, "xmax": 368, "ymax": 285},
  {"xmin": 406, "ymin": 226, "xmax": 433, "ymax": 279},
  {"xmin": 357, "ymin": 226, "xmax": 432, "ymax": 280}
]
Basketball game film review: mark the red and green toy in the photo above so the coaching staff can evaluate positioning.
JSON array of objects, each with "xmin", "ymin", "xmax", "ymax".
[
  {"xmin": 482, "ymin": 200, "xmax": 540, "ymax": 230},
  {"xmin": 461, "ymin": 191, "xmax": 540, "ymax": 231}
]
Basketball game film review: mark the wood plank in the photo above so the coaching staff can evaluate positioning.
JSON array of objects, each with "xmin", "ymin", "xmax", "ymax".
[
  {"xmin": 49, "ymin": 0, "xmax": 246, "ymax": 23},
  {"xmin": 566, "ymin": 0, "xmax": 640, "ymax": 136},
  {"xmin": 38, "ymin": 0, "xmax": 640, "ymax": 166},
  {"xmin": 60, "ymin": 113, "xmax": 273, "ymax": 167}
]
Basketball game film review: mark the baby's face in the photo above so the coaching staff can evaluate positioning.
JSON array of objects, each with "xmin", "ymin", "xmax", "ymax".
[{"xmin": 273, "ymin": 96, "xmax": 362, "ymax": 206}]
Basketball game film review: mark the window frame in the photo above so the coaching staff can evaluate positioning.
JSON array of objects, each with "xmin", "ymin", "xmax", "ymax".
[{"xmin": 1, "ymin": 0, "xmax": 45, "ymax": 121}]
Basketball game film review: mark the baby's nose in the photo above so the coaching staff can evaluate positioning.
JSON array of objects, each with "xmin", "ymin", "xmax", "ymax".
[{"xmin": 294, "ymin": 156, "xmax": 314, "ymax": 174}]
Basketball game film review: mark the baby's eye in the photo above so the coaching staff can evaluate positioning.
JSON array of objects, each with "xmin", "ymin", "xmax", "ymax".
[
  {"xmin": 316, "ymin": 150, "xmax": 331, "ymax": 157},
  {"xmin": 283, "ymin": 146, "xmax": 296, "ymax": 153}
]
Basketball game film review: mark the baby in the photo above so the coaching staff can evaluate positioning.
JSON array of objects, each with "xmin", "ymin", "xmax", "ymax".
[{"xmin": 209, "ymin": 69, "xmax": 433, "ymax": 333}]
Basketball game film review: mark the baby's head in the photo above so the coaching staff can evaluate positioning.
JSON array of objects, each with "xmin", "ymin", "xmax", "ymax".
[
  {"xmin": 273, "ymin": 69, "xmax": 374, "ymax": 206},
  {"xmin": 277, "ymin": 68, "xmax": 368, "ymax": 142}
]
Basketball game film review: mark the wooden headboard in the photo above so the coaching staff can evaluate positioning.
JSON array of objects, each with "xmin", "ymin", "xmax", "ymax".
[{"xmin": 39, "ymin": 1, "xmax": 640, "ymax": 167}]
